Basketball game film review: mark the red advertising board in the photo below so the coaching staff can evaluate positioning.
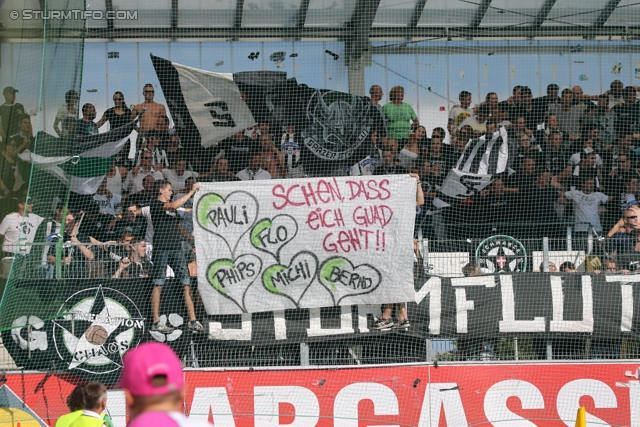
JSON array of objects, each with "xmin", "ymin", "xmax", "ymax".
[{"xmin": 2, "ymin": 362, "xmax": 639, "ymax": 426}]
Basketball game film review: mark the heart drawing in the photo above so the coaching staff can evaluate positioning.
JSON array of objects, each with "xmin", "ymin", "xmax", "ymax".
[
  {"xmin": 207, "ymin": 254, "xmax": 263, "ymax": 312},
  {"xmin": 262, "ymin": 251, "xmax": 318, "ymax": 308},
  {"xmin": 196, "ymin": 191, "xmax": 259, "ymax": 257},
  {"xmin": 318, "ymin": 256, "xmax": 382, "ymax": 305},
  {"xmin": 250, "ymin": 214, "xmax": 298, "ymax": 262}
]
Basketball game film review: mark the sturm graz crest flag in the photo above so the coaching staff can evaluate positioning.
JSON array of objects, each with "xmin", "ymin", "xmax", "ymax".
[{"xmin": 300, "ymin": 89, "xmax": 377, "ymax": 171}]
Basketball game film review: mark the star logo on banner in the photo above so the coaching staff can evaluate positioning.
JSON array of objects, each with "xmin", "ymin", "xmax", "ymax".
[
  {"xmin": 476, "ymin": 236, "xmax": 527, "ymax": 273},
  {"xmin": 52, "ymin": 285, "xmax": 145, "ymax": 375}
]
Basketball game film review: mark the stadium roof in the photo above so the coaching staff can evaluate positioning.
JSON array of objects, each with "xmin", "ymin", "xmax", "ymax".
[{"xmin": 1, "ymin": 0, "xmax": 640, "ymax": 41}]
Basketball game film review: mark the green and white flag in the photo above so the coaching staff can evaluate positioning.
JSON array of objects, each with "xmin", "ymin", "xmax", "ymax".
[{"xmin": 19, "ymin": 123, "xmax": 135, "ymax": 195}]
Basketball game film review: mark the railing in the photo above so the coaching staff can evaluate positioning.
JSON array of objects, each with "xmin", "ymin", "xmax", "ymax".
[{"xmin": 1, "ymin": 233, "xmax": 639, "ymax": 370}]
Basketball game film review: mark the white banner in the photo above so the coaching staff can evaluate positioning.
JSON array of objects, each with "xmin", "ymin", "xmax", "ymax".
[
  {"xmin": 173, "ymin": 63, "xmax": 256, "ymax": 147},
  {"xmin": 193, "ymin": 175, "xmax": 416, "ymax": 315}
]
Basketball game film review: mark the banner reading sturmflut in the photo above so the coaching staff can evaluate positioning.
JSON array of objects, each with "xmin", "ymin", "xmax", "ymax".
[{"xmin": 193, "ymin": 175, "xmax": 416, "ymax": 315}]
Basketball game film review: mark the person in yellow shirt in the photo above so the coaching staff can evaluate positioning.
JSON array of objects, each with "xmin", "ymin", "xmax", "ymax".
[
  {"xmin": 68, "ymin": 383, "xmax": 109, "ymax": 427},
  {"xmin": 55, "ymin": 385, "xmax": 85, "ymax": 427}
]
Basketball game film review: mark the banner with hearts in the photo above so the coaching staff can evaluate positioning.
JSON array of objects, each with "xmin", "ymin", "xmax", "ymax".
[{"xmin": 194, "ymin": 176, "xmax": 416, "ymax": 315}]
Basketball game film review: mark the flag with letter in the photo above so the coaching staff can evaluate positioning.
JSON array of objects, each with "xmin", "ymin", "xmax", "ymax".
[
  {"xmin": 151, "ymin": 54, "xmax": 257, "ymax": 148},
  {"xmin": 434, "ymin": 127, "xmax": 517, "ymax": 208}
]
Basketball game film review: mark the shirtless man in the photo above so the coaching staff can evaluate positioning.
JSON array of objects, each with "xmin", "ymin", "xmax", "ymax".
[{"xmin": 131, "ymin": 84, "xmax": 166, "ymax": 135}]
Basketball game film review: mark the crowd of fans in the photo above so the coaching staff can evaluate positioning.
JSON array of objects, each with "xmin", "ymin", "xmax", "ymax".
[{"xmin": 1, "ymin": 78, "xmax": 640, "ymax": 320}]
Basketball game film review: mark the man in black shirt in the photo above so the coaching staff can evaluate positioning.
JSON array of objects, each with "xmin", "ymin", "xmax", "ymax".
[
  {"xmin": 613, "ymin": 86, "xmax": 640, "ymax": 136},
  {"xmin": 374, "ymin": 140, "xmax": 407, "ymax": 175},
  {"xmin": 544, "ymin": 131, "xmax": 569, "ymax": 178},
  {"xmin": 211, "ymin": 131, "xmax": 259, "ymax": 174},
  {"xmin": 616, "ymin": 206, "xmax": 640, "ymax": 272},
  {"xmin": 150, "ymin": 179, "xmax": 203, "ymax": 334},
  {"xmin": 106, "ymin": 200, "xmax": 147, "ymax": 239},
  {"xmin": 527, "ymin": 171, "xmax": 562, "ymax": 239},
  {"xmin": 0, "ymin": 86, "xmax": 26, "ymax": 141},
  {"xmin": 532, "ymin": 84, "xmax": 560, "ymax": 125}
]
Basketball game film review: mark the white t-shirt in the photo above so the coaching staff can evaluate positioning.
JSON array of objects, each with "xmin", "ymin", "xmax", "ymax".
[
  {"xmin": 92, "ymin": 193, "xmax": 122, "ymax": 216},
  {"xmin": 123, "ymin": 168, "xmax": 163, "ymax": 194},
  {"xmin": 55, "ymin": 105, "xmax": 77, "ymax": 136},
  {"xmin": 236, "ymin": 168, "xmax": 271, "ymax": 181},
  {"xmin": 163, "ymin": 169, "xmax": 198, "ymax": 192},
  {"xmin": 565, "ymin": 190, "xmax": 608, "ymax": 232},
  {"xmin": 0, "ymin": 212, "xmax": 45, "ymax": 256},
  {"xmin": 449, "ymin": 106, "xmax": 474, "ymax": 130}
]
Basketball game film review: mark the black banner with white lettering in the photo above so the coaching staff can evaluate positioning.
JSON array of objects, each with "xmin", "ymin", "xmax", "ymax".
[{"xmin": 2, "ymin": 274, "xmax": 639, "ymax": 382}]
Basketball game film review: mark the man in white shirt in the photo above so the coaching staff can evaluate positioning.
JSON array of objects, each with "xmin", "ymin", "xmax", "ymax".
[
  {"xmin": 236, "ymin": 152, "xmax": 272, "ymax": 181},
  {"xmin": 123, "ymin": 151, "xmax": 163, "ymax": 194},
  {"xmin": 562, "ymin": 177, "xmax": 611, "ymax": 249},
  {"xmin": 0, "ymin": 195, "xmax": 44, "ymax": 278},
  {"xmin": 448, "ymin": 90, "xmax": 474, "ymax": 137},
  {"xmin": 162, "ymin": 158, "xmax": 198, "ymax": 192},
  {"xmin": 92, "ymin": 179, "xmax": 122, "ymax": 217}
]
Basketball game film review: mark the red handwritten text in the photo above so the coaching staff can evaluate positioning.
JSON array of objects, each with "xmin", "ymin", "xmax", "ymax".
[
  {"xmin": 306, "ymin": 208, "xmax": 346, "ymax": 230},
  {"xmin": 345, "ymin": 179, "xmax": 391, "ymax": 201},
  {"xmin": 322, "ymin": 229, "xmax": 386, "ymax": 253},
  {"xmin": 352, "ymin": 205, "xmax": 393, "ymax": 229},
  {"xmin": 272, "ymin": 178, "xmax": 344, "ymax": 210}
]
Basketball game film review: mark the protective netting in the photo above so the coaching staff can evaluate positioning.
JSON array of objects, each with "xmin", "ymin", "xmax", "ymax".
[{"xmin": 1, "ymin": 0, "xmax": 640, "ymax": 426}]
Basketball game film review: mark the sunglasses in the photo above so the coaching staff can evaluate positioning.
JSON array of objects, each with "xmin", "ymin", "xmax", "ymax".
[
  {"xmin": 144, "ymin": 90, "xmax": 155, "ymax": 94},
  {"xmin": 114, "ymin": 97, "xmax": 123, "ymax": 101},
  {"xmin": 624, "ymin": 215, "xmax": 638, "ymax": 220}
]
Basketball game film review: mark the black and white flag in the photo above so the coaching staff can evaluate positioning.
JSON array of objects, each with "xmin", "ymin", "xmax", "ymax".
[
  {"xmin": 152, "ymin": 54, "xmax": 378, "ymax": 170},
  {"xmin": 435, "ymin": 127, "xmax": 516, "ymax": 208},
  {"xmin": 151, "ymin": 55, "xmax": 256, "ymax": 148}
]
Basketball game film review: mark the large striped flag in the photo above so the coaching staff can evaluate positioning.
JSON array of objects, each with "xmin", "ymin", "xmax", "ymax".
[
  {"xmin": 434, "ymin": 127, "xmax": 517, "ymax": 208},
  {"xmin": 151, "ymin": 54, "xmax": 259, "ymax": 148},
  {"xmin": 19, "ymin": 121, "xmax": 135, "ymax": 195}
]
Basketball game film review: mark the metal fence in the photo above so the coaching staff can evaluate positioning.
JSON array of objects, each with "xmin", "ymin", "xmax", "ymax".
[{"xmin": 1, "ymin": 232, "xmax": 639, "ymax": 371}]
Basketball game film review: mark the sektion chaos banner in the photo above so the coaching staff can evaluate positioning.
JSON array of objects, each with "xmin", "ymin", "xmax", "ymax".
[
  {"xmin": 2, "ymin": 362, "xmax": 639, "ymax": 426},
  {"xmin": 193, "ymin": 175, "xmax": 416, "ymax": 315}
]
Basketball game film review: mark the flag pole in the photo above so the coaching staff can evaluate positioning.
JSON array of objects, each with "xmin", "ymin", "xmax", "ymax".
[{"xmin": 55, "ymin": 155, "xmax": 80, "ymax": 280}]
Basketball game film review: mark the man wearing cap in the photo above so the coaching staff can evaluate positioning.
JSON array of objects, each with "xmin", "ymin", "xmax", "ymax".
[
  {"xmin": 0, "ymin": 86, "xmax": 26, "ymax": 142},
  {"xmin": 0, "ymin": 195, "xmax": 44, "ymax": 282},
  {"xmin": 120, "ymin": 342, "xmax": 213, "ymax": 426},
  {"xmin": 68, "ymin": 382, "xmax": 109, "ymax": 427}
]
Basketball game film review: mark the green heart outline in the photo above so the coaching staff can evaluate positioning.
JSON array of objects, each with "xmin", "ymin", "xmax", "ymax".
[{"xmin": 318, "ymin": 256, "xmax": 382, "ymax": 305}]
